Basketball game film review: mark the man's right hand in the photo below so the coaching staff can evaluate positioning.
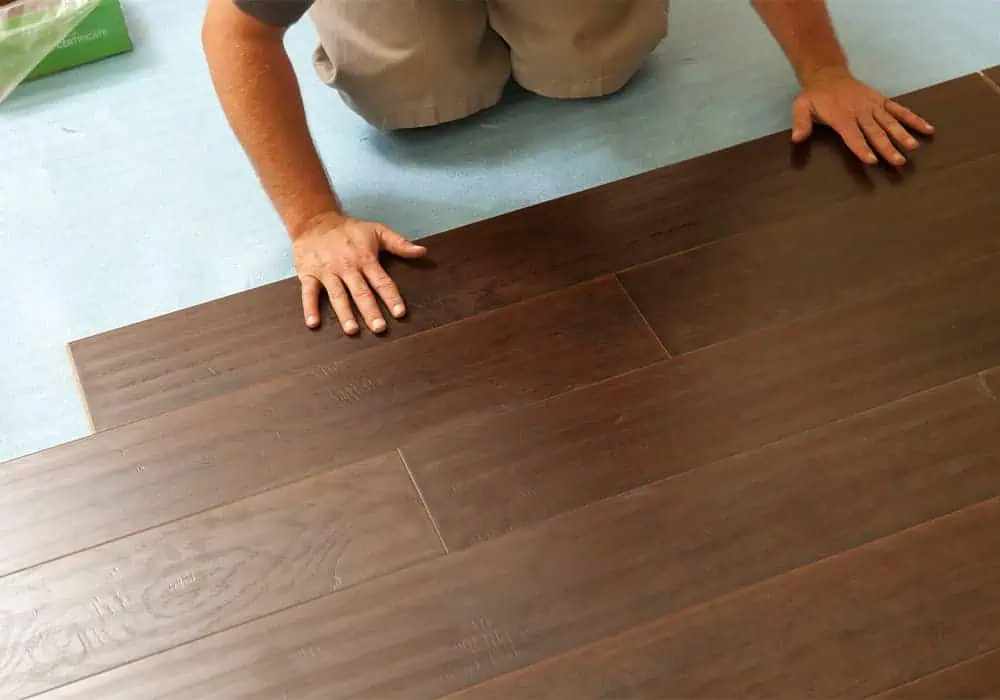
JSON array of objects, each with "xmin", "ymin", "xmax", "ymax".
[{"xmin": 292, "ymin": 211, "xmax": 427, "ymax": 335}]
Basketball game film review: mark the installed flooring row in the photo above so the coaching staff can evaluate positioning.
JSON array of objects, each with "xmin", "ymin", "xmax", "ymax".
[{"xmin": 0, "ymin": 70, "xmax": 999, "ymax": 698}]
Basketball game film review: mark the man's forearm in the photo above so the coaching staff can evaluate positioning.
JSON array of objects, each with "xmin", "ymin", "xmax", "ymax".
[
  {"xmin": 202, "ymin": 12, "xmax": 340, "ymax": 238},
  {"xmin": 751, "ymin": 0, "xmax": 850, "ymax": 86}
]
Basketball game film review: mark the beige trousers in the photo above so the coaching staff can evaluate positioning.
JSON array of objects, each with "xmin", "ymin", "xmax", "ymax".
[{"xmin": 307, "ymin": 0, "xmax": 670, "ymax": 129}]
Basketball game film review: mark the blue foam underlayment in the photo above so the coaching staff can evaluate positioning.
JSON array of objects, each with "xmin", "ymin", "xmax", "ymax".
[{"xmin": 1, "ymin": 0, "xmax": 999, "ymax": 462}]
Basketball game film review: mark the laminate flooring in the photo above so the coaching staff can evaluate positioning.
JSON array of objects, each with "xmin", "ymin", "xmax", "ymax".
[
  {"xmin": 985, "ymin": 64, "xmax": 1000, "ymax": 88},
  {"xmin": 2, "ymin": 69, "xmax": 999, "ymax": 699}
]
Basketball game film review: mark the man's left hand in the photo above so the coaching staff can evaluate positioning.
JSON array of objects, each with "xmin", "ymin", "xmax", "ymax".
[{"xmin": 791, "ymin": 68, "xmax": 935, "ymax": 166}]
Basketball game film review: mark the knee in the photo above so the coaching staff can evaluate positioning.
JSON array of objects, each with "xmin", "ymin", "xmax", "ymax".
[{"xmin": 496, "ymin": 0, "xmax": 670, "ymax": 100}]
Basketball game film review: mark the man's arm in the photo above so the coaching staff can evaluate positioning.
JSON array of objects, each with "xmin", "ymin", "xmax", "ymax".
[
  {"xmin": 749, "ymin": 0, "xmax": 934, "ymax": 165},
  {"xmin": 750, "ymin": 0, "xmax": 849, "ymax": 87},
  {"xmin": 201, "ymin": 0, "xmax": 426, "ymax": 336},
  {"xmin": 201, "ymin": 0, "xmax": 341, "ymax": 238}
]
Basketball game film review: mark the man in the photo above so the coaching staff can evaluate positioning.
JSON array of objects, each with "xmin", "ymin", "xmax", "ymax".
[{"xmin": 202, "ymin": 0, "xmax": 935, "ymax": 336}]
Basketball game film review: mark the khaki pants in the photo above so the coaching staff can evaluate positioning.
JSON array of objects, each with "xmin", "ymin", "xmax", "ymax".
[{"xmin": 307, "ymin": 0, "xmax": 670, "ymax": 129}]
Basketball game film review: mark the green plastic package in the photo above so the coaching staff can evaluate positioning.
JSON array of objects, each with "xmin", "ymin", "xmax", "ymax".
[{"xmin": 0, "ymin": 0, "xmax": 132, "ymax": 105}]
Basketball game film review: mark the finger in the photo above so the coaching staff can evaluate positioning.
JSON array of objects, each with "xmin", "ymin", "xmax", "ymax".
[
  {"xmin": 300, "ymin": 276, "xmax": 323, "ymax": 329},
  {"xmin": 342, "ymin": 271, "xmax": 387, "ymax": 333},
  {"xmin": 833, "ymin": 118, "xmax": 878, "ymax": 165},
  {"xmin": 859, "ymin": 113, "xmax": 905, "ymax": 166},
  {"xmin": 363, "ymin": 261, "xmax": 407, "ymax": 319},
  {"xmin": 874, "ymin": 107, "xmax": 919, "ymax": 151},
  {"xmin": 323, "ymin": 274, "xmax": 359, "ymax": 335},
  {"xmin": 378, "ymin": 225, "xmax": 427, "ymax": 259},
  {"xmin": 790, "ymin": 97, "xmax": 813, "ymax": 143},
  {"xmin": 884, "ymin": 100, "xmax": 935, "ymax": 135}
]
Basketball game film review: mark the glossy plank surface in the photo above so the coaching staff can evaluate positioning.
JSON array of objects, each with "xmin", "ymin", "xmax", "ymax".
[
  {"xmin": 873, "ymin": 648, "xmax": 1000, "ymax": 698},
  {"xmin": 2, "ymin": 277, "xmax": 662, "ymax": 577},
  {"xmin": 617, "ymin": 151, "xmax": 1000, "ymax": 354},
  {"xmin": 67, "ymin": 74, "xmax": 1000, "ymax": 430},
  {"xmin": 0, "ymin": 453, "xmax": 442, "ymax": 698},
  {"xmin": 446, "ymin": 497, "xmax": 1000, "ymax": 700},
  {"xmin": 405, "ymin": 255, "xmax": 1000, "ymax": 549},
  {"xmin": 39, "ymin": 376, "xmax": 1000, "ymax": 699}
]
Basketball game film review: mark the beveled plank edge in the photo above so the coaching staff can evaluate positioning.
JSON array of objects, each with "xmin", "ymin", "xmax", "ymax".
[
  {"xmin": 866, "ymin": 647, "xmax": 1000, "ymax": 699},
  {"xmin": 67, "ymin": 68, "xmax": 998, "ymax": 353},
  {"xmin": 65, "ymin": 341, "xmax": 95, "ymax": 434},
  {"xmin": 980, "ymin": 65, "xmax": 1000, "ymax": 94},
  {"xmin": 439, "ymin": 492, "xmax": 1000, "ymax": 700},
  {"xmin": 397, "ymin": 447, "xmax": 451, "ymax": 554},
  {"xmin": 613, "ymin": 275, "xmax": 671, "ymax": 358}
]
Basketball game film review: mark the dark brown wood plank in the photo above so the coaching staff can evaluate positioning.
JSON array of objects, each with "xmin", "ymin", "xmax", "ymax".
[
  {"xmin": 984, "ymin": 65, "xmax": 1000, "ymax": 89},
  {"xmin": 68, "ymin": 74, "xmax": 1000, "ymax": 430},
  {"xmin": 982, "ymin": 367, "xmax": 1000, "ymax": 398},
  {"xmin": 37, "ymin": 376, "xmax": 1000, "ymax": 700},
  {"xmin": 872, "ymin": 648, "xmax": 1000, "ymax": 699},
  {"xmin": 404, "ymin": 255, "xmax": 1000, "ymax": 550},
  {"xmin": 0, "ymin": 453, "xmax": 442, "ymax": 698},
  {"xmin": 1, "ymin": 277, "xmax": 663, "ymax": 578},
  {"xmin": 444, "ymin": 497, "xmax": 1000, "ymax": 700},
  {"xmin": 617, "ymin": 151, "xmax": 1000, "ymax": 354}
]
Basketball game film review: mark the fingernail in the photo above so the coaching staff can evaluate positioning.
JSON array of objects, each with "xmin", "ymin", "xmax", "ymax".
[
  {"xmin": 392, "ymin": 304, "xmax": 405, "ymax": 317},
  {"xmin": 867, "ymin": 153, "xmax": 878, "ymax": 164},
  {"xmin": 372, "ymin": 319, "xmax": 387, "ymax": 332},
  {"xmin": 307, "ymin": 315, "xmax": 319, "ymax": 327},
  {"xmin": 345, "ymin": 321, "xmax": 358, "ymax": 333}
]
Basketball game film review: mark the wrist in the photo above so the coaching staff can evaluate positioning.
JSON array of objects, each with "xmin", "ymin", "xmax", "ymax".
[
  {"xmin": 798, "ymin": 62, "xmax": 852, "ymax": 90},
  {"xmin": 286, "ymin": 195, "xmax": 346, "ymax": 240}
]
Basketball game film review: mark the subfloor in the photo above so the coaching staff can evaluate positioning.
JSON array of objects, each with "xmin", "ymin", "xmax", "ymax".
[
  {"xmin": 1, "ymin": 67, "xmax": 999, "ymax": 697},
  {"xmin": 2, "ymin": 0, "xmax": 1000, "ymax": 461}
]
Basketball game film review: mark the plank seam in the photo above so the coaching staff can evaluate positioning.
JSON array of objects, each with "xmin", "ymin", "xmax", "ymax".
[
  {"xmin": 397, "ymin": 447, "xmax": 450, "ymax": 554},
  {"xmin": 438, "ymin": 493, "xmax": 1000, "ymax": 699},
  {"xmin": 863, "ymin": 645, "xmax": 1000, "ymax": 699},
  {"xmin": 1, "ymin": 456, "xmax": 397, "ymax": 580},
  {"xmin": 978, "ymin": 69, "xmax": 1000, "ymax": 97},
  {"xmin": 976, "ymin": 371, "xmax": 998, "ymax": 400},
  {"xmin": 614, "ymin": 273, "xmax": 672, "ymax": 358}
]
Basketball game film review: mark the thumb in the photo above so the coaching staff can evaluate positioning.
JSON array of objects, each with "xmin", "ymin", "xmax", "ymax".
[
  {"xmin": 791, "ymin": 96, "xmax": 814, "ymax": 143},
  {"xmin": 378, "ymin": 225, "xmax": 427, "ymax": 259},
  {"xmin": 300, "ymin": 275, "xmax": 322, "ymax": 329}
]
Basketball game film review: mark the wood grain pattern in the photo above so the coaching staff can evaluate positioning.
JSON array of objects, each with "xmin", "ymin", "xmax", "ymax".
[
  {"xmin": 444, "ymin": 496, "xmax": 1000, "ymax": 700},
  {"xmin": 0, "ymin": 453, "xmax": 442, "ymax": 698},
  {"xmin": 2, "ymin": 277, "xmax": 662, "ymax": 578},
  {"xmin": 617, "ymin": 151, "xmax": 1000, "ymax": 354},
  {"xmin": 404, "ymin": 255, "xmax": 1000, "ymax": 549},
  {"xmin": 872, "ymin": 648, "xmax": 1000, "ymax": 698},
  {"xmin": 67, "ymin": 74, "xmax": 1000, "ymax": 430},
  {"xmin": 37, "ymin": 376, "xmax": 1000, "ymax": 700}
]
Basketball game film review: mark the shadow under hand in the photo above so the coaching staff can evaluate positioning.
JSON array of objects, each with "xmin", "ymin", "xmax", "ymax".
[{"xmin": 790, "ymin": 124, "xmax": 931, "ymax": 189}]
